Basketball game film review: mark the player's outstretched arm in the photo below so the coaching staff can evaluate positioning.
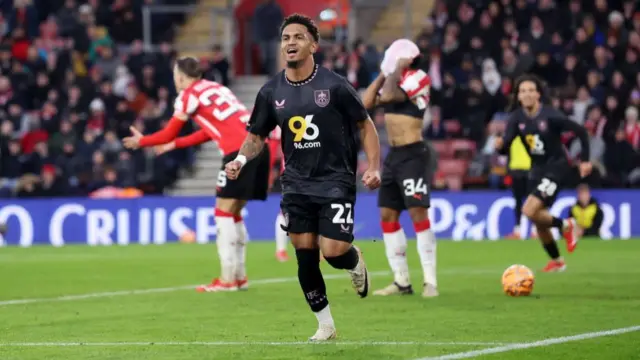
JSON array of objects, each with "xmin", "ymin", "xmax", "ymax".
[
  {"xmin": 175, "ymin": 129, "xmax": 211, "ymax": 148},
  {"xmin": 379, "ymin": 58, "xmax": 412, "ymax": 104},
  {"xmin": 225, "ymin": 133, "xmax": 267, "ymax": 180},
  {"xmin": 123, "ymin": 114, "xmax": 187, "ymax": 149},
  {"xmin": 361, "ymin": 73, "xmax": 385, "ymax": 110},
  {"xmin": 154, "ymin": 129, "xmax": 212, "ymax": 155},
  {"xmin": 359, "ymin": 118, "xmax": 382, "ymax": 189}
]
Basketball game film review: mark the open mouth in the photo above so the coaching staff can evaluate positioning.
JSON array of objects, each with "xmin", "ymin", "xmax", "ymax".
[{"xmin": 286, "ymin": 48, "xmax": 298, "ymax": 55}]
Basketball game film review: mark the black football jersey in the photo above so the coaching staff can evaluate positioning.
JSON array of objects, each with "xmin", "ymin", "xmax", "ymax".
[
  {"xmin": 503, "ymin": 105, "xmax": 590, "ymax": 169},
  {"xmin": 247, "ymin": 65, "xmax": 369, "ymax": 199}
]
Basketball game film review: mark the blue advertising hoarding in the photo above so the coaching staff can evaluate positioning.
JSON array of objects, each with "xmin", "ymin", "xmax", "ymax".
[{"xmin": 0, "ymin": 190, "xmax": 637, "ymax": 246}]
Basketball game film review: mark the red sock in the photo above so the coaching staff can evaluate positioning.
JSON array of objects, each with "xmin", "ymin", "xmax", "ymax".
[
  {"xmin": 381, "ymin": 221, "xmax": 401, "ymax": 233},
  {"xmin": 413, "ymin": 219, "xmax": 431, "ymax": 232},
  {"xmin": 215, "ymin": 208, "xmax": 234, "ymax": 218}
]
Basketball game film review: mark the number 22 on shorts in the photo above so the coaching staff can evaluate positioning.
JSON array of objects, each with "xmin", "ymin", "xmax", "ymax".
[{"xmin": 331, "ymin": 203, "xmax": 353, "ymax": 224}]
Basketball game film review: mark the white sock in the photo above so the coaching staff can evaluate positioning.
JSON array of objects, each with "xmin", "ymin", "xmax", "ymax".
[
  {"xmin": 275, "ymin": 212, "xmax": 288, "ymax": 252},
  {"xmin": 415, "ymin": 220, "xmax": 437, "ymax": 287},
  {"xmin": 215, "ymin": 211, "xmax": 238, "ymax": 283},
  {"xmin": 381, "ymin": 222, "xmax": 410, "ymax": 286},
  {"xmin": 314, "ymin": 305, "xmax": 335, "ymax": 326},
  {"xmin": 235, "ymin": 217, "xmax": 248, "ymax": 280}
]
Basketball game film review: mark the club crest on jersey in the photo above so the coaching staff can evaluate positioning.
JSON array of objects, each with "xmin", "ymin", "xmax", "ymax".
[
  {"xmin": 538, "ymin": 119, "xmax": 547, "ymax": 132},
  {"xmin": 314, "ymin": 90, "xmax": 330, "ymax": 108},
  {"xmin": 519, "ymin": 123, "xmax": 525, "ymax": 130}
]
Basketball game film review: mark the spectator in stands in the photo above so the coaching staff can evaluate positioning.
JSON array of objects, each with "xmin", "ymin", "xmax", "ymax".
[
  {"xmin": 405, "ymin": 0, "xmax": 640, "ymax": 190},
  {"xmin": 624, "ymin": 106, "xmax": 640, "ymax": 150},
  {"xmin": 570, "ymin": 183, "xmax": 603, "ymax": 237},
  {"xmin": 1, "ymin": 0, "xmax": 638, "ymax": 197},
  {"xmin": 15, "ymin": 173, "xmax": 40, "ymax": 198},
  {"xmin": 0, "ymin": 0, "xmax": 196, "ymax": 198},
  {"xmin": 605, "ymin": 127, "xmax": 637, "ymax": 186},
  {"xmin": 0, "ymin": 137, "xmax": 22, "ymax": 191},
  {"xmin": 39, "ymin": 164, "xmax": 67, "ymax": 197},
  {"xmin": 7, "ymin": 0, "xmax": 39, "ymax": 39},
  {"xmin": 204, "ymin": 44, "xmax": 230, "ymax": 86},
  {"xmin": 253, "ymin": 0, "xmax": 283, "ymax": 76},
  {"xmin": 424, "ymin": 106, "xmax": 446, "ymax": 140}
]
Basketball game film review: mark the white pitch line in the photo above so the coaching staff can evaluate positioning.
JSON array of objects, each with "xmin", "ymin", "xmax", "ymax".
[
  {"xmin": 0, "ymin": 271, "xmax": 390, "ymax": 307},
  {"xmin": 0, "ymin": 268, "xmax": 496, "ymax": 308},
  {"xmin": 0, "ymin": 341, "xmax": 511, "ymax": 347},
  {"xmin": 414, "ymin": 325, "xmax": 640, "ymax": 360}
]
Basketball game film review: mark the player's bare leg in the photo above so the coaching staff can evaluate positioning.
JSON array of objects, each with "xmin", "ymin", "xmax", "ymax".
[
  {"xmin": 196, "ymin": 197, "xmax": 245, "ymax": 292},
  {"xmin": 275, "ymin": 212, "xmax": 290, "ymax": 261},
  {"xmin": 291, "ymin": 233, "xmax": 336, "ymax": 341},
  {"xmin": 375, "ymin": 207, "xmax": 413, "ymax": 296},
  {"xmin": 408, "ymin": 207, "xmax": 438, "ymax": 297},
  {"xmin": 523, "ymin": 195, "xmax": 580, "ymax": 252}
]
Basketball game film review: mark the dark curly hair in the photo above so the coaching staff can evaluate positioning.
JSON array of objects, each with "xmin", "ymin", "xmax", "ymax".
[
  {"xmin": 508, "ymin": 73, "xmax": 547, "ymax": 111},
  {"xmin": 280, "ymin": 13, "xmax": 320, "ymax": 42}
]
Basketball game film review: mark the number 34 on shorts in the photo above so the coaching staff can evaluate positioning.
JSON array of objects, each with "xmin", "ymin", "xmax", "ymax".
[{"xmin": 403, "ymin": 178, "xmax": 428, "ymax": 196}]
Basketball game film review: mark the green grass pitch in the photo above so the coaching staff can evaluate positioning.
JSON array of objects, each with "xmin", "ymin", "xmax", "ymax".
[{"xmin": 1, "ymin": 240, "xmax": 639, "ymax": 360}]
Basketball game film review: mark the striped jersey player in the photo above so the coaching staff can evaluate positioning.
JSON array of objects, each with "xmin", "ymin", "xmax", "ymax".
[{"xmin": 122, "ymin": 57, "xmax": 271, "ymax": 293}]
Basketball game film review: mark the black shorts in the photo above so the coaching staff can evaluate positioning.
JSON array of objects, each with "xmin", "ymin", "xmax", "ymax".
[
  {"xmin": 217, "ymin": 148, "xmax": 270, "ymax": 201},
  {"xmin": 378, "ymin": 141, "xmax": 434, "ymax": 211},
  {"xmin": 528, "ymin": 161, "xmax": 577, "ymax": 208},
  {"xmin": 280, "ymin": 193, "xmax": 354, "ymax": 242}
]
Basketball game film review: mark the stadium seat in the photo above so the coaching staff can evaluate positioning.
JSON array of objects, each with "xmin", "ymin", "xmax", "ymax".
[
  {"xmin": 431, "ymin": 140, "xmax": 452, "ymax": 159},
  {"xmin": 438, "ymin": 159, "xmax": 469, "ymax": 177},
  {"xmin": 451, "ymin": 139, "xmax": 476, "ymax": 160},
  {"xmin": 443, "ymin": 119, "xmax": 462, "ymax": 136}
]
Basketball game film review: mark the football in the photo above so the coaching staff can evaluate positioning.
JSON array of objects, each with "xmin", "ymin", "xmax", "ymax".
[{"xmin": 502, "ymin": 264, "xmax": 535, "ymax": 297}]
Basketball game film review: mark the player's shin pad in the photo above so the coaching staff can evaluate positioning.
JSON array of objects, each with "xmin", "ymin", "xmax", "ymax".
[
  {"xmin": 381, "ymin": 222, "xmax": 410, "ymax": 285},
  {"xmin": 234, "ymin": 217, "xmax": 248, "ymax": 280},
  {"xmin": 215, "ymin": 211, "xmax": 238, "ymax": 283},
  {"xmin": 414, "ymin": 219, "xmax": 437, "ymax": 287},
  {"xmin": 296, "ymin": 249, "xmax": 329, "ymax": 312}
]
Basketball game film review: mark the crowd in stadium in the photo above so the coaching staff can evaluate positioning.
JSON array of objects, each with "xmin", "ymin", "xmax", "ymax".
[
  {"xmin": 0, "ymin": 0, "xmax": 206, "ymax": 197},
  {"xmin": 1, "ymin": 0, "xmax": 639, "ymax": 198}
]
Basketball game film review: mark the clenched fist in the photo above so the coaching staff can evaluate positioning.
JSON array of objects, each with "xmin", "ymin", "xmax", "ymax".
[
  {"xmin": 362, "ymin": 168, "xmax": 381, "ymax": 190},
  {"xmin": 225, "ymin": 160, "xmax": 244, "ymax": 180}
]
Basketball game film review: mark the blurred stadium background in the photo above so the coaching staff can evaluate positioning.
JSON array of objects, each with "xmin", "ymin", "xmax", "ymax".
[
  {"xmin": 1, "ymin": 2, "xmax": 640, "ymax": 359},
  {"xmin": 0, "ymin": 0, "xmax": 638, "ymax": 199}
]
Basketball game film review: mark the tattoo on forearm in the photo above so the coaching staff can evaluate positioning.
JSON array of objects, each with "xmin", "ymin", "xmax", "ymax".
[{"xmin": 239, "ymin": 135, "xmax": 264, "ymax": 160}]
